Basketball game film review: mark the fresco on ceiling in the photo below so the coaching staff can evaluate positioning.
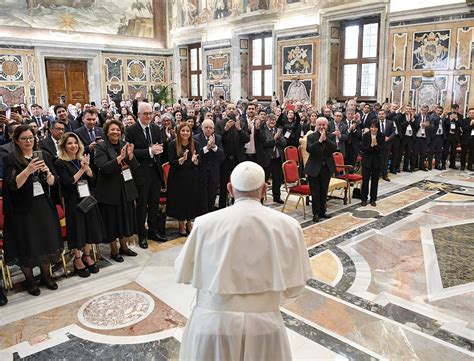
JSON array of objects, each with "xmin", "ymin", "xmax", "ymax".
[{"xmin": 0, "ymin": 0, "xmax": 154, "ymax": 38}]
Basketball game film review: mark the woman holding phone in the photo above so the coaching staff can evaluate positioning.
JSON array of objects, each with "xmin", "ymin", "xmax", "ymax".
[
  {"xmin": 167, "ymin": 123, "xmax": 200, "ymax": 236},
  {"xmin": 95, "ymin": 120, "xmax": 139, "ymax": 262},
  {"xmin": 55, "ymin": 132, "xmax": 103, "ymax": 277},
  {"xmin": 2, "ymin": 124, "xmax": 62, "ymax": 296}
]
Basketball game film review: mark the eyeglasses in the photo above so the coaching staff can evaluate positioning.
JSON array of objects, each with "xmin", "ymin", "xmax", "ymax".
[
  {"xmin": 53, "ymin": 128, "xmax": 65, "ymax": 132},
  {"xmin": 141, "ymin": 112, "xmax": 153, "ymax": 117},
  {"xmin": 19, "ymin": 137, "xmax": 35, "ymax": 142}
]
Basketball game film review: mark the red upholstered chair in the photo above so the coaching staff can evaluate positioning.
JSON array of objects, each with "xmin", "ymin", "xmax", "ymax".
[
  {"xmin": 284, "ymin": 146, "xmax": 299, "ymax": 165},
  {"xmin": 0, "ymin": 198, "xmax": 12, "ymax": 289},
  {"xmin": 282, "ymin": 160, "xmax": 311, "ymax": 219},
  {"xmin": 333, "ymin": 152, "xmax": 362, "ymax": 203},
  {"xmin": 161, "ymin": 162, "xmax": 170, "ymax": 206}
]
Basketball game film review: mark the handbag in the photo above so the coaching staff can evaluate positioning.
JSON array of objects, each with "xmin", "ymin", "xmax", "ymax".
[{"xmin": 77, "ymin": 195, "xmax": 98, "ymax": 213}]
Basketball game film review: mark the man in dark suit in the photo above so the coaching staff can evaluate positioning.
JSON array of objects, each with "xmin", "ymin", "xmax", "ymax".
[
  {"xmin": 255, "ymin": 113, "xmax": 286, "ymax": 203},
  {"xmin": 305, "ymin": 117, "xmax": 337, "ymax": 223},
  {"xmin": 386, "ymin": 102, "xmax": 405, "ymax": 174},
  {"xmin": 54, "ymin": 104, "xmax": 79, "ymax": 133},
  {"xmin": 460, "ymin": 108, "xmax": 474, "ymax": 171},
  {"xmin": 328, "ymin": 114, "xmax": 348, "ymax": 159},
  {"xmin": 75, "ymin": 109, "xmax": 105, "ymax": 154},
  {"xmin": 428, "ymin": 105, "xmax": 447, "ymax": 170},
  {"xmin": 27, "ymin": 104, "xmax": 48, "ymax": 138},
  {"xmin": 125, "ymin": 102, "xmax": 166, "ymax": 248},
  {"xmin": 399, "ymin": 105, "xmax": 419, "ymax": 172},
  {"xmin": 39, "ymin": 120, "xmax": 65, "ymax": 162},
  {"xmin": 194, "ymin": 119, "xmax": 225, "ymax": 214},
  {"xmin": 443, "ymin": 107, "xmax": 461, "ymax": 169},
  {"xmin": 215, "ymin": 102, "xmax": 250, "ymax": 209},
  {"xmin": 361, "ymin": 103, "xmax": 376, "ymax": 129},
  {"xmin": 378, "ymin": 109, "xmax": 395, "ymax": 181},
  {"xmin": 345, "ymin": 110, "xmax": 362, "ymax": 167},
  {"xmin": 413, "ymin": 105, "xmax": 431, "ymax": 171},
  {"xmin": 0, "ymin": 122, "xmax": 21, "ymax": 178}
]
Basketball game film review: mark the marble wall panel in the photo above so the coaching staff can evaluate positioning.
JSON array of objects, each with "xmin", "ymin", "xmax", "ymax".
[
  {"xmin": 455, "ymin": 27, "xmax": 473, "ymax": 70},
  {"xmin": 0, "ymin": 85, "xmax": 25, "ymax": 105},
  {"xmin": 105, "ymin": 58, "xmax": 123, "ymax": 82},
  {"xmin": 409, "ymin": 76, "xmax": 448, "ymax": 109},
  {"xmin": 240, "ymin": 51, "xmax": 249, "ymax": 99},
  {"xmin": 452, "ymin": 75, "xmax": 470, "ymax": 111},
  {"xmin": 204, "ymin": 48, "xmax": 231, "ymax": 101},
  {"xmin": 392, "ymin": 33, "xmax": 408, "ymax": 71},
  {"xmin": 206, "ymin": 52, "xmax": 231, "ymax": 81},
  {"xmin": 391, "ymin": 76, "xmax": 405, "ymax": 105},
  {"xmin": 180, "ymin": 57, "xmax": 189, "ymax": 98},
  {"xmin": 412, "ymin": 30, "xmax": 450, "ymax": 70},
  {"xmin": 282, "ymin": 44, "xmax": 313, "ymax": 75}
]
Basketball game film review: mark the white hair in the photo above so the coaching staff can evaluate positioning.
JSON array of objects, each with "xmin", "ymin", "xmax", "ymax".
[
  {"xmin": 138, "ymin": 101, "xmax": 152, "ymax": 114},
  {"xmin": 201, "ymin": 119, "xmax": 214, "ymax": 128}
]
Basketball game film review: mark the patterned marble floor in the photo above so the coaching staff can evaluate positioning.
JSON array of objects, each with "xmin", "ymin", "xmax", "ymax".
[{"xmin": 1, "ymin": 169, "xmax": 473, "ymax": 360}]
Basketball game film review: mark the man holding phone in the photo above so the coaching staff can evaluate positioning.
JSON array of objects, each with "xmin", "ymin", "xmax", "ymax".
[
  {"xmin": 126, "ymin": 102, "xmax": 166, "ymax": 247},
  {"xmin": 75, "ymin": 109, "xmax": 105, "ymax": 154}
]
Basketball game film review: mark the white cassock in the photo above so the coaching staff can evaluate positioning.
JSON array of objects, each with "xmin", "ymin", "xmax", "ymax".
[{"xmin": 175, "ymin": 197, "xmax": 313, "ymax": 361}]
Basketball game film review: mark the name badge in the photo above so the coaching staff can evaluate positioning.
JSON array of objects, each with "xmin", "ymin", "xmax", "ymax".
[
  {"xmin": 33, "ymin": 181, "xmax": 44, "ymax": 197},
  {"xmin": 471, "ymin": 129, "xmax": 474, "ymax": 136},
  {"xmin": 122, "ymin": 168, "xmax": 133, "ymax": 182},
  {"xmin": 394, "ymin": 123, "xmax": 398, "ymax": 135},
  {"xmin": 300, "ymin": 130, "xmax": 304, "ymax": 137},
  {"xmin": 421, "ymin": 129, "xmax": 425, "ymax": 136},
  {"xmin": 450, "ymin": 123, "xmax": 456, "ymax": 130},
  {"xmin": 406, "ymin": 125, "xmax": 412, "ymax": 136},
  {"xmin": 77, "ymin": 180, "xmax": 91, "ymax": 198},
  {"xmin": 284, "ymin": 130, "xmax": 291, "ymax": 139}
]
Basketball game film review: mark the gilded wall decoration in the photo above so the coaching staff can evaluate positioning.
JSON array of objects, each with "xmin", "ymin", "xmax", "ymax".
[
  {"xmin": 150, "ymin": 59, "xmax": 166, "ymax": 83},
  {"xmin": 180, "ymin": 58, "xmax": 189, "ymax": 98},
  {"xmin": 240, "ymin": 51, "xmax": 249, "ymax": 99},
  {"xmin": 128, "ymin": 84, "xmax": 148, "ymax": 100},
  {"xmin": 0, "ymin": 0, "xmax": 154, "ymax": 38},
  {"xmin": 282, "ymin": 44, "xmax": 313, "ymax": 75},
  {"xmin": 208, "ymin": 82, "xmax": 230, "ymax": 101},
  {"xmin": 212, "ymin": 0, "xmax": 231, "ymax": 19},
  {"xmin": 455, "ymin": 27, "xmax": 473, "ymax": 70},
  {"xmin": 207, "ymin": 53, "xmax": 231, "ymax": 81},
  {"xmin": 452, "ymin": 75, "xmax": 470, "ymax": 113},
  {"xmin": 392, "ymin": 33, "xmax": 407, "ymax": 71},
  {"xmin": 105, "ymin": 58, "xmax": 123, "ymax": 82},
  {"xmin": 391, "ymin": 76, "xmax": 405, "ymax": 105},
  {"xmin": 0, "ymin": 55, "xmax": 24, "ymax": 82},
  {"xmin": 409, "ymin": 76, "xmax": 448, "ymax": 110},
  {"xmin": 182, "ymin": 0, "xmax": 199, "ymax": 26},
  {"xmin": 412, "ymin": 30, "xmax": 450, "ymax": 70},
  {"xmin": 127, "ymin": 60, "xmax": 147, "ymax": 82},
  {"xmin": 282, "ymin": 80, "xmax": 311, "ymax": 102},
  {"xmin": 0, "ymin": 85, "xmax": 26, "ymax": 105},
  {"xmin": 106, "ymin": 84, "xmax": 125, "ymax": 103}
]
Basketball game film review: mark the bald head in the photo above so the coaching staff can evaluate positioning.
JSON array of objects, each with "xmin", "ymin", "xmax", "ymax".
[{"xmin": 138, "ymin": 102, "xmax": 153, "ymax": 125}]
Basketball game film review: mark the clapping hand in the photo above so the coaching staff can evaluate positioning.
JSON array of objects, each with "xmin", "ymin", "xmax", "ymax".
[
  {"xmin": 274, "ymin": 128, "xmax": 282, "ymax": 140},
  {"xmin": 207, "ymin": 135, "xmax": 216, "ymax": 149},
  {"xmin": 234, "ymin": 116, "xmax": 241, "ymax": 130},
  {"xmin": 151, "ymin": 143, "xmax": 163, "ymax": 155},
  {"xmin": 127, "ymin": 143, "xmax": 135, "ymax": 159},
  {"xmin": 80, "ymin": 154, "xmax": 90, "ymax": 170},
  {"xmin": 319, "ymin": 129, "xmax": 327, "ymax": 142},
  {"xmin": 117, "ymin": 143, "xmax": 127, "ymax": 163},
  {"xmin": 179, "ymin": 149, "xmax": 189, "ymax": 165},
  {"xmin": 191, "ymin": 151, "xmax": 199, "ymax": 165}
]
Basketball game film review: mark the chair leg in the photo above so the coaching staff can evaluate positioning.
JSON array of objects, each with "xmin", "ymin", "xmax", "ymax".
[
  {"xmin": 301, "ymin": 196, "xmax": 306, "ymax": 220},
  {"xmin": 281, "ymin": 193, "xmax": 290, "ymax": 213},
  {"xmin": 61, "ymin": 249, "xmax": 69, "ymax": 277},
  {"xmin": 348, "ymin": 181, "xmax": 352, "ymax": 203},
  {"xmin": 295, "ymin": 196, "xmax": 301, "ymax": 210},
  {"xmin": 0, "ymin": 257, "xmax": 7, "ymax": 290}
]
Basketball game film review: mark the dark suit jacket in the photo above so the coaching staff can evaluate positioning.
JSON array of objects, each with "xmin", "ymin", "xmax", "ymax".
[
  {"xmin": 360, "ymin": 131, "xmax": 385, "ymax": 168},
  {"xmin": 379, "ymin": 119, "xmax": 396, "ymax": 142},
  {"xmin": 255, "ymin": 126, "xmax": 286, "ymax": 168},
  {"xmin": 0, "ymin": 142, "xmax": 15, "ymax": 178},
  {"xmin": 215, "ymin": 117, "xmax": 250, "ymax": 162},
  {"xmin": 94, "ymin": 140, "xmax": 139, "ymax": 205},
  {"xmin": 361, "ymin": 112, "xmax": 377, "ymax": 128},
  {"xmin": 386, "ymin": 112, "xmax": 405, "ymax": 137},
  {"xmin": 460, "ymin": 117, "xmax": 474, "ymax": 145},
  {"xmin": 125, "ymin": 122, "xmax": 163, "ymax": 185},
  {"xmin": 327, "ymin": 121, "xmax": 348, "ymax": 155},
  {"xmin": 193, "ymin": 132, "xmax": 225, "ymax": 182},
  {"xmin": 428, "ymin": 114, "xmax": 447, "ymax": 140},
  {"xmin": 75, "ymin": 126, "xmax": 106, "ymax": 154},
  {"xmin": 39, "ymin": 136, "xmax": 59, "ymax": 160},
  {"xmin": 304, "ymin": 131, "xmax": 337, "ymax": 177},
  {"xmin": 401, "ymin": 115, "xmax": 420, "ymax": 139}
]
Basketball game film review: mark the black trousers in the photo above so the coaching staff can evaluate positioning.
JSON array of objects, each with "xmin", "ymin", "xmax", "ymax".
[
  {"xmin": 199, "ymin": 170, "xmax": 219, "ymax": 215},
  {"xmin": 429, "ymin": 135, "xmax": 444, "ymax": 168},
  {"xmin": 264, "ymin": 157, "xmax": 283, "ymax": 199},
  {"xmin": 381, "ymin": 140, "xmax": 392, "ymax": 175},
  {"xmin": 460, "ymin": 140, "xmax": 474, "ymax": 169},
  {"xmin": 400, "ymin": 136, "xmax": 415, "ymax": 170},
  {"xmin": 413, "ymin": 137, "xmax": 427, "ymax": 169},
  {"xmin": 308, "ymin": 164, "xmax": 331, "ymax": 216},
  {"xmin": 390, "ymin": 136, "xmax": 401, "ymax": 171},
  {"xmin": 346, "ymin": 142, "xmax": 359, "ymax": 167},
  {"xmin": 361, "ymin": 166, "xmax": 380, "ymax": 202},
  {"xmin": 136, "ymin": 171, "xmax": 161, "ymax": 239},
  {"xmin": 219, "ymin": 157, "xmax": 238, "ymax": 209},
  {"xmin": 443, "ymin": 135, "xmax": 458, "ymax": 167}
]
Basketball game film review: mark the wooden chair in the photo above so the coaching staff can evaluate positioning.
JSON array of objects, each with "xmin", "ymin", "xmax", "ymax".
[
  {"xmin": 282, "ymin": 160, "xmax": 311, "ymax": 219},
  {"xmin": 333, "ymin": 152, "xmax": 362, "ymax": 203}
]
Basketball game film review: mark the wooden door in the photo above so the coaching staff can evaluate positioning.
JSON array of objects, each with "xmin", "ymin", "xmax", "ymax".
[{"xmin": 45, "ymin": 59, "xmax": 89, "ymax": 106}]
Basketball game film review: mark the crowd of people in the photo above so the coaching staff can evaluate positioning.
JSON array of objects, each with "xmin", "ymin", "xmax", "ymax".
[{"xmin": 0, "ymin": 93, "xmax": 473, "ymax": 306}]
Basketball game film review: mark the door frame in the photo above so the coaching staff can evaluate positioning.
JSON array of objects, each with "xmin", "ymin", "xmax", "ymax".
[{"xmin": 36, "ymin": 47, "xmax": 102, "ymax": 108}]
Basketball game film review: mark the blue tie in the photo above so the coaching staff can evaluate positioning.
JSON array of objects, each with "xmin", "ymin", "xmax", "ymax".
[{"xmin": 145, "ymin": 127, "xmax": 152, "ymax": 145}]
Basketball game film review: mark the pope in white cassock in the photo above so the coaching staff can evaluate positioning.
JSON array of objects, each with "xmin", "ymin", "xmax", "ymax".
[{"xmin": 175, "ymin": 161, "xmax": 313, "ymax": 361}]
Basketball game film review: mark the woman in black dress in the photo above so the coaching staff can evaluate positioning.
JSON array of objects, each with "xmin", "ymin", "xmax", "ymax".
[
  {"xmin": 55, "ymin": 132, "xmax": 103, "ymax": 277},
  {"xmin": 167, "ymin": 123, "xmax": 200, "ymax": 236},
  {"xmin": 3, "ymin": 124, "xmax": 62, "ymax": 296},
  {"xmin": 360, "ymin": 121, "xmax": 385, "ymax": 207},
  {"xmin": 95, "ymin": 120, "xmax": 139, "ymax": 262}
]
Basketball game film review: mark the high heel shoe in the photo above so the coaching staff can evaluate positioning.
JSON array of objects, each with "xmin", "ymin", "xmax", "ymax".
[
  {"xmin": 185, "ymin": 221, "xmax": 193, "ymax": 235},
  {"xmin": 82, "ymin": 254, "xmax": 100, "ymax": 274},
  {"xmin": 40, "ymin": 277, "xmax": 59, "ymax": 290},
  {"xmin": 26, "ymin": 280, "xmax": 41, "ymax": 296},
  {"xmin": 74, "ymin": 256, "xmax": 91, "ymax": 278}
]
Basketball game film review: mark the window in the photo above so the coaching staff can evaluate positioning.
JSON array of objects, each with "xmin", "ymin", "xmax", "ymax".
[
  {"xmin": 249, "ymin": 34, "xmax": 273, "ymax": 100},
  {"xmin": 339, "ymin": 18, "xmax": 379, "ymax": 100},
  {"xmin": 188, "ymin": 43, "xmax": 202, "ymax": 99}
]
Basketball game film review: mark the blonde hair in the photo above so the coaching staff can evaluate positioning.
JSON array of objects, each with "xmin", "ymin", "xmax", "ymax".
[{"xmin": 58, "ymin": 132, "xmax": 85, "ymax": 161}]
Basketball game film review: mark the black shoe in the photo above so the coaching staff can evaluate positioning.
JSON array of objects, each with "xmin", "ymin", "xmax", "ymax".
[
  {"xmin": 40, "ymin": 277, "xmax": 58, "ymax": 290},
  {"xmin": 119, "ymin": 248, "xmax": 137, "ymax": 257},
  {"xmin": 0, "ymin": 289, "xmax": 7, "ymax": 306},
  {"xmin": 139, "ymin": 238, "xmax": 148, "ymax": 249},
  {"xmin": 460, "ymin": 166, "xmax": 465, "ymax": 171},
  {"xmin": 389, "ymin": 169, "xmax": 397, "ymax": 174},
  {"xmin": 82, "ymin": 255, "xmax": 99, "ymax": 274},
  {"xmin": 319, "ymin": 213, "xmax": 332, "ymax": 219},
  {"xmin": 26, "ymin": 281, "xmax": 40, "ymax": 296},
  {"xmin": 382, "ymin": 175, "xmax": 391, "ymax": 182},
  {"xmin": 449, "ymin": 165, "xmax": 458, "ymax": 170},
  {"xmin": 147, "ymin": 233, "xmax": 167, "ymax": 242},
  {"xmin": 421, "ymin": 168, "xmax": 428, "ymax": 172},
  {"xmin": 312, "ymin": 215, "xmax": 320, "ymax": 223},
  {"xmin": 110, "ymin": 253, "xmax": 124, "ymax": 262},
  {"xmin": 274, "ymin": 198, "xmax": 284, "ymax": 204},
  {"xmin": 370, "ymin": 201, "xmax": 377, "ymax": 207},
  {"xmin": 361, "ymin": 201, "xmax": 368, "ymax": 206}
]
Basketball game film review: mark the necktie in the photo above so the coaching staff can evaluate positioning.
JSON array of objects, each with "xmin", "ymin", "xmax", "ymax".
[
  {"xmin": 381, "ymin": 121, "xmax": 385, "ymax": 133},
  {"xmin": 145, "ymin": 126, "xmax": 152, "ymax": 145},
  {"xmin": 36, "ymin": 117, "xmax": 42, "ymax": 127},
  {"xmin": 89, "ymin": 128, "xmax": 96, "ymax": 142}
]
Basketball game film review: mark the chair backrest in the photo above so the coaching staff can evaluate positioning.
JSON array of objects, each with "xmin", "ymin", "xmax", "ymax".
[
  {"xmin": 162, "ymin": 162, "xmax": 170, "ymax": 188},
  {"xmin": 0, "ymin": 198, "xmax": 3, "ymax": 230},
  {"xmin": 282, "ymin": 160, "xmax": 300, "ymax": 189},
  {"xmin": 333, "ymin": 152, "xmax": 345, "ymax": 173},
  {"xmin": 284, "ymin": 146, "xmax": 299, "ymax": 164}
]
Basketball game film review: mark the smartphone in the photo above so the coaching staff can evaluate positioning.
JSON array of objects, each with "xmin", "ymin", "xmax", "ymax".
[
  {"xmin": 32, "ymin": 150, "xmax": 43, "ymax": 160},
  {"xmin": 228, "ymin": 114, "xmax": 236, "ymax": 121},
  {"xmin": 95, "ymin": 135, "xmax": 103, "ymax": 141},
  {"xmin": 0, "ymin": 110, "xmax": 6, "ymax": 117},
  {"xmin": 91, "ymin": 101, "xmax": 96, "ymax": 106}
]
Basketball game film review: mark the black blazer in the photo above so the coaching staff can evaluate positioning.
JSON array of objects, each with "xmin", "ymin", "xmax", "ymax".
[
  {"xmin": 215, "ymin": 118, "xmax": 250, "ymax": 162},
  {"xmin": 327, "ymin": 120, "xmax": 349, "ymax": 155},
  {"xmin": 255, "ymin": 125, "xmax": 286, "ymax": 168},
  {"xmin": 460, "ymin": 117, "xmax": 474, "ymax": 145},
  {"xmin": 2, "ymin": 151, "xmax": 58, "ymax": 215},
  {"xmin": 428, "ymin": 114, "xmax": 446, "ymax": 141},
  {"xmin": 75, "ymin": 126, "xmax": 106, "ymax": 154},
  {"xmin": 379, "ymin": 119, "xmax": 396, "ymax": 142},
  {"xmin": 401, "ymin": 115, "xmax": 420, "ymax": 139},
  {"xmin": 361, "ymin": 112, "xmax": 377, "ymax": 128},
  {"xmin": 94, "ymin": 140, "xmax": 139, "ymax": 205},
  {"xmin": 55, "ymin": 158, "xmax": 96, "ymax": 203},
  {"xmin": 39, "ymin": 136, "xmax": 58, "ymax": 160},
  {"xmin": 304, "ymin": 131, "xmax": 337, "ymax": 177},
  {"xmin": 360, "ymin": 131, "xmax": 385, "ymax": 168},
  {"xmin": 125, "ymin": 122, "xmax": 163, "ymax": 185},
  {"xmin": 193, "ymin": 132, "xmax": 225, "ymax": 182}
]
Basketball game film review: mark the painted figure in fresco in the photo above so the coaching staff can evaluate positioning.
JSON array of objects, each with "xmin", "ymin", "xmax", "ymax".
[
  {"xmin": 182, "ymin": 0, "xmax": 198, "ymax": 26},
  {"xmin": 284, "ymin": 46, "xmax": 311, "ymax": 74},
  {"xmin": 285, "ymin": 80, "xmax": 310, "ymax": 103},
  {"xmin": 213, "ymin": 0, "xmax": 229, "ymax": 19}
]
